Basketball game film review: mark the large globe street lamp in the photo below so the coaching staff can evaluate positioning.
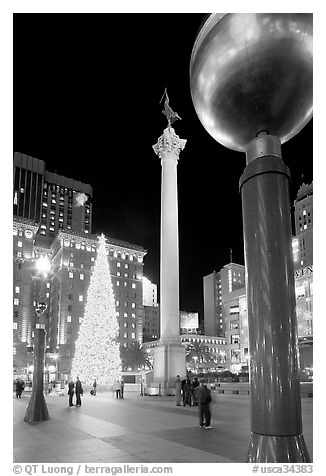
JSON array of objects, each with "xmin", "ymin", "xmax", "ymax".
[
  {"xmin": 190, "ymin": 13, "xmax": 312, "ymax": 462},
  {"xmin": 24, "ymin": 255, "xmax": 52, "ymax": 422}
]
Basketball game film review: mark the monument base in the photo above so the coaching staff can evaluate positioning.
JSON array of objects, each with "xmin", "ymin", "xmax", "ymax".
[
  {"xmin": 246, "ymin": 432, "xmax": 311, "ymax": 463},
  {"xmin": 153, "ymin": 340, "xmax": 186, "ymax": 386}
]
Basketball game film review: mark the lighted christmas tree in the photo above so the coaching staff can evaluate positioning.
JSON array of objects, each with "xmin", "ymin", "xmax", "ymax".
[{"xmin": 71, "ymin": 234, "xmax": 122, "ymax": 386}]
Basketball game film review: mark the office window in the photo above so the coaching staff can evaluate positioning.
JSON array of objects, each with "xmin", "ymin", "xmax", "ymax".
[
  {"xmin": 14, "ymin": 298, "xmax": 19, "ymax": 306},
  {"xmin": 117, "ymin": 262, "xmax": 121, "ymax": 268},
  {"xmin": 15, "ymin": 286, "xmax": 20, "ymax": 294},
  {"xmin": 131, "ymin": 303, "xmax": 136, "ymax": 308},
  {"xmin": 132, "ymin": 283, "xmax": 136, "ymax": 289},
  {"xmin": 13, "ymin": 323, "xmax": 18, "ymax": 330},
  {"xmin": 117, "ymin": 272, "xmax": 121, "ymax": 277},
  {"xmin": 116, "ymin": 312, "xmax": 120, "ymax": 317},
  {"xmin": 123, "ymin": 332, "xmax": 128, "ymax": 338},
  {"xmin": 123, "ymin": 312, "xmax": 128, "ymax": 317},
  {"xmin": 123, "ymin": 322, "xmax": 128, "ymax": 328},
  {"xmin": 79, "ymin": 295, "xmax": 83, "ymax": 302},
  {"xmin": 67, "ymin": 315, "xmax": 72, "ymax": 323},
  {"xmin": 17, "ymin": 241, "xmax": 22, "ymax": 248},
  {"xmin": 80, "ymin": 274, "xmax": 84, "ymax": 280},
  {"xmin": 117, "ymin": 281, "xmax": 120, "ymax": 286},
  {"xmin": 131, "ymin": 333, "xmax": 136, "ymax": 339},
  {"xmin": 69, "ymin": 272, "xmax": 73, "ymax": 279},
  {"xmin": 116, "ymin": 300, "xmax": 120, "ymax": 306},
  {"xmin": 125, "ymin": 264, "xmax": 129, "ymax": 269},
  {"xmin": 47, "ymin": 282, "xmax": 50, "ymax": 288},
  {"xmin": 17, "ymin": 252, "xmax": 22, "ymax": 258}
]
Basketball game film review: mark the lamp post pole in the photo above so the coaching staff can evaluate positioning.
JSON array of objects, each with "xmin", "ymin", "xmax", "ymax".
[{"xmin": 24, "ymin": 257, "xmax": 51, "ymax": 422}]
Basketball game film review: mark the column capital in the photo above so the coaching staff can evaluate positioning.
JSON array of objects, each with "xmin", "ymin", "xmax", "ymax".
[{"xmin": 152, "ymin": 127, "xmax": 187, "ymax": 160}]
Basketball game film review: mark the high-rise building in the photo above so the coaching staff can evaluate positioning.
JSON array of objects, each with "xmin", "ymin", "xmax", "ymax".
[
  {"xmin": 203, "ymin": 263, "xmax": 246, "ymax": 337},
  {"xmin": 143, "ymin": 304, "xmax": 160, "ymax": 342},
  {"xmin": 14, "ymin": 152, "xmax": 93, "ymax": 238},
  {"xmin": 293, "ymin": 182, "xmax": 313, "ymax": 270},
  {"xmin": 142, "ymin": 277, "xmax": 157, "ymax": 306}
]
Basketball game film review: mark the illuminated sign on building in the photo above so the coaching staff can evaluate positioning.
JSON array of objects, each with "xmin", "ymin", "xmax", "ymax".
[{"xmin": 295, "ymin": 266, "xmax": 313, "ymax": 279}]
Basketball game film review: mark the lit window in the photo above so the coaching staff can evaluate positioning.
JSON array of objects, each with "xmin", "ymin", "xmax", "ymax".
[
  {"xmin": 47, "ymin": 283, "xmax": 50, "ymax": 288},
  {"xmin": 41, "ymin": 224, "xmax": 47, "ymax": 229},
  {"xmin": 79, "ymin": 295, "xmax": 83, "ymax": 302},
  {"xmin": 116, "ymin": 300, "xmax": 120, "ymax": 306},
  {"xmin": 76, "ymin": 243, "xmax": 81, "ymax": 249},
  {"xmin": 46, "ymin": 293, "xmax": 50, "ymax": 298},
  {"xmin": 86, "ymin": 245, "xmax": 91, "ymax": 252},
  {"xmin": 124, "ymin": 273, "xmax": 128, "ymax": 278},
  {"xmin": 80, "ymin": 274, "xmax": 84, "ymax": 280},
  {"xmin": 18, "ymin": 230, "xmax": 23, "ymax": 236},
  {"xmin": 132, "ymin": 283, "xmax": 136, "ymax": 289},
  {"xmin": 123, "ymin": 322, "xmax": 127, "ymax": 328},
  {"xmin": 14, "ymin": 298, "xmax": 19, "ymax": 306},
  {"xmin": 17, "ymin": 251, "xmax": 22, "ymax": 258},
  {"xmin": 80, "ymin": 264, "xmax": 84, "ymax": 269},
  {"xmin": 304, "ymin": 224, "xmax": 307, "ymax": 230},
  {"xmin": 13, "ymin": 323, "xmax": 18, "ymax": 330},
  {"xmin": 13, "ymin": 227, "xmax": 17, "ymax": 236},
  {"xmin": 124, "ymin": 312, "xmax": 128, "ymax": 317},
  {"xmin": 131, "ymin": 333, "xmax": 136, "ymax": 339},
  {"xmin": 117, "ymin": 262, "xmax": 121, "ymax": 268},
  {"xmin": 124, "ymin": 282, "xmax": 127, "ymax": 287},
  {"xmin": 91, "ymin": 257, "xmax": 95, "ymax": 262},
  {"xmin": 69, "ymin": 272, "xmax": 73, "ymax": 278},
  {"xmin": 67, "ymin": 315, "xmax": 72, "ymax": 323},
  {"xmin": 64, "ymin": 240, "xmax": 70, "ymax": 247},
  {"xmin": 132, "ymin": 313, "xmax": 135, "ymax": 319},
  {"xmin": 123, "ymin": 332, "xmax": 128, "ymax": 338},
  {"xmin": 131, "ymin": 323, "xmax": 136, "ymax": 329},
  {"xmin": 79, "ymin": 317, "xmax": 83, "ymax": 323},
  {"xmin": 125, "ymin": 264, "xmax": 129, "ymax": 269},
  {"xmin": 69, "ymin": 262, "xmax": 74, "ymax": 267},
  {"xmin": 59, "ymin": 218, "xmax": 63, "ymax": 222},
  {"xmin": 116, "ymin": 312, "xmax": 120, "ymax": 317},
  {"xmin": 117, "ymin": 272, "xmax": 121, "ymax": 277},
  {"xmin": 129, "ymin": 255, "xmax": 133, "ymax": 261},
  {"xmin": 15, "ymin": 286, "xmax": 20, "ymax": 293},
  {"xmin": 131, "ymin": 303, "xmax": 136, "ymax": 308},
  {"xmin": 117, "ymin": 281, "xmax": 120, "ymax": 286}
]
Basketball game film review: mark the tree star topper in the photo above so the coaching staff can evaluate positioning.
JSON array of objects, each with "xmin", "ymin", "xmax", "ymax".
[{"xmin": 160, "ymin": 88, "xmax": 182, "ymax": 127}]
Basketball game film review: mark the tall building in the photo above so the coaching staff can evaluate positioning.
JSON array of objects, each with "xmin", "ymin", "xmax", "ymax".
[
  {"xmin": 142, "ymin": 277, "xmax": 158, "ymax": 306},
  {"xmin": 293, "ymin": 182, "xmax": 313, "ymax": 344},
  {"xmin": 14, "ymin": 152, "xmax": 93, "ymax": 238},
  {"xmin": 203, "ymin": 263, "xmax": 246, "ymax": 337},
  {"xmin": 143, "ymin": 304, "xmax": 160, "ymax": 342},
  {"xmin": 293, "ymin": 182, "xmax": 313, "ymax": 270},
  {"xmin": 13, "ymin": 152, "xmax": 147, "ymax": 380}
]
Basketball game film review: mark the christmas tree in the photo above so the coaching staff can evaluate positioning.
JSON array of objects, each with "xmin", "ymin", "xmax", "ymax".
[{"xmin": 71, "ymin": 234, "xmax": 122, "ymax": 386}]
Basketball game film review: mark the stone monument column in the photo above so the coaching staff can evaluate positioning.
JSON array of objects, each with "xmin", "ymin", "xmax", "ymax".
[{"xmin": 152, "ymin": 126, "xmax": 186, "ymax": 388}]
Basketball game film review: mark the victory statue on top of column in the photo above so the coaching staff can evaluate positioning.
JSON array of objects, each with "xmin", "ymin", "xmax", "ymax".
[{"xmin": 160, "ymin": 89, "xmax": 182, "ymax": 128}]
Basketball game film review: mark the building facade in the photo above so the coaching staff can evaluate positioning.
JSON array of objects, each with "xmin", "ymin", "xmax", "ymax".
[{"xmin": 203, "ymin": 263, "xmax": 246, "ymax": 337}]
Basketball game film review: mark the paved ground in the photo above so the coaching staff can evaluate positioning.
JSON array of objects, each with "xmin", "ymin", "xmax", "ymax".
[{"xmin": 13, "ymin": 391, "xmax": 313, "ymax": 463}]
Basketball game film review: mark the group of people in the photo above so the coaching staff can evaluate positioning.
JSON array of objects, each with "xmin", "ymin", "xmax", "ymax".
[
  {"xmin": 175, "ymin": 375, "xmax": 213, "ymax": 429},
  {"xmin": 67, "ymin": 376, "xmax": 83, "ymax": 406}
]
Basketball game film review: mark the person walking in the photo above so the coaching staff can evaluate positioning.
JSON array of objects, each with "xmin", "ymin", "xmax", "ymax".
[
  {"xmin": 75, "ymin": 376, "xmax": 83, "ymax": 406},
  {"xmin": 183, "ymin": 378, "xmax": 192, "ymax": 406},
  {"xmin": 175, "ymin": 375, "xmax": 182, "ymax": 406},
  {"xmin": 192, "ymin": 377, "xmax": 199, "ymax": 406},
  {"xmin": 15, "ymin": 379, "xmax": 24, "ymax": 398},
  {"xmin": 120, "ymin": 379, "xmax": 124, "ymax": 398},
  {"xmin": 193, "ymin": 378, "xmax": 212, "ymax": 429},
  {"xmin": 115, "ymin": 380, "xmax": 121, "ymax": 398},
  {"xmin": 68, "ymin": 379, "xmax": 75, "ymax": 406},
  {"xmin": 92, "ymin": 379, "xmax": 97, "ymax": 396}
]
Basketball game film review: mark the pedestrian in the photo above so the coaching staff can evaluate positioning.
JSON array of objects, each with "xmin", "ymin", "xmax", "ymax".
[
  {"xmin": 181, "ymin": 377, "xmax": 186, "ymax": 405},
  {"xmin": 175, "ymin": 375, "xmax": 182, "ymax": 406},
  {"xmin": 193, "ymin": 378, "xmax": 212, "ymax": 429},
  {"xmin": 68, "ymin": 379, "xmax": 75, "ymax": 406},
  {"xmin": 115, "ymin": 380, "xmax": 121, "ymax": 398},
  {"xmin": 15, "ymin": 379, "xmax": 24, "ymax": 398},
  {"xmin": 120, "ymin": 379, "xmax": 124, "ymax": 398},
  {"xmin": 75, "ymin": 376, "xmax": 83, "ymax": 406},
  {"xmin": 192, "ymin": 377, "xmax": 199, "ymax": 406},
  {"xmin": 92, "ymin": 379, "xmax": 97, "ymax": 396},
  {"xmin": 183, "ymin": 378, "xmax": 192, "ymax": 406}
]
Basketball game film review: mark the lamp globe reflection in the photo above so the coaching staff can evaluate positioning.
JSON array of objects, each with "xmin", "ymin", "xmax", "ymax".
[{"xmin": 190, "ymin": 13, "xmax": 313, "ymax": 151}]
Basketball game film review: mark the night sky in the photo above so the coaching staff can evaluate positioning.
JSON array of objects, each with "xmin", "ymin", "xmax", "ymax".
[{"xmin": 13, "ymin": 13, "xmax": 313, "ymax": 320}]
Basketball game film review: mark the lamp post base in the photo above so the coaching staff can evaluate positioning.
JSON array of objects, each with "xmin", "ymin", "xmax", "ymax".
[
  {"xmin": 246, "ymin": 432, "xmax": 311, "ymax": 463},
  {"xmin": 24, "ymin": 390, "xmax": 50, "ymax": 423}
]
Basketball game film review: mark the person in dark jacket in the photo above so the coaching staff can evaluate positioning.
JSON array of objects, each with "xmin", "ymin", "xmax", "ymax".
[
  {"xmin": 193, "ymin": 379, "xmax": 212, "ymax": 429},
  {"xmin": 183, "ymin": 378, "xmax": 193, "ymax": 406},
  {"xmin": 92, "ymin": 379, "xmax": 97, "ymax": 396},
  {"xmin": 120, "ymin": 379, "xmax": 124, "ymax": 398},
  {"xmin": 15, "ymin": 379, "xmax": 24, "ymax": 398},
  {"xmin": 75, "ymin": 376, "xmax": 83, "ymax": 406},
  {"xmin": 192, "ymin": 377, "xmax": 199, "ymax": 406},
  {"xmin": 68, "ymin": 379, "xmax": 75, "ymax": 406}
]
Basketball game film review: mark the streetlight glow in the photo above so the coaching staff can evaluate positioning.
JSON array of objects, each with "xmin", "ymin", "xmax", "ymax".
[{"xmin": 35, "ymin": 256, "xmax": 51, "ymax": 275}]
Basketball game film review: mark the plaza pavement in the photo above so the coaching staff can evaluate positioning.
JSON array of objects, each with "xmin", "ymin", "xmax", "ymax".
[{"xmin": 13, "ymin": 390, "xmax": 313, "ymax": 464}]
